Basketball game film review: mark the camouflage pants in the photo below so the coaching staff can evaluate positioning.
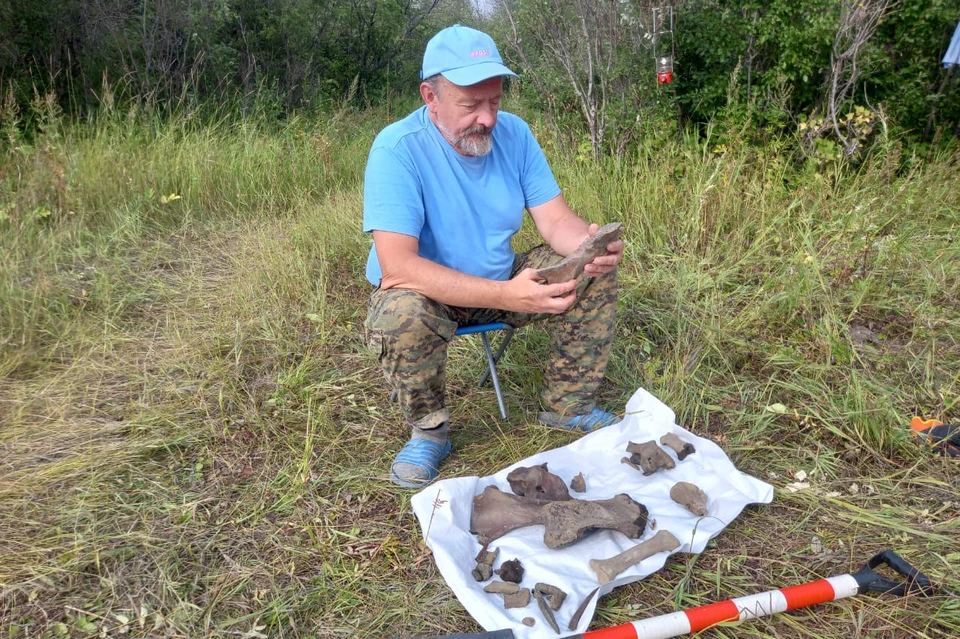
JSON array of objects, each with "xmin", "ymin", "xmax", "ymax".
[{"xmin": 364, "ymin": 245, "xmax": 617, "ymax": 431}]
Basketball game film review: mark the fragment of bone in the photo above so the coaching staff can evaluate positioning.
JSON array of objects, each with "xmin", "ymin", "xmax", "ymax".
[
  {"xmin": 570, "ymin": 472, "xmax": 587, "ymax": 493},
  {"xmin": 484, "ymin": 581, "xmax": 521, "ymax": 594},
  {"xmin": 660, "ymin": 433, "xmax": 696, "ymax": 460},
  {"xmin": 472, "ymin": 546, "xmax": 499, "ymax": 581},
  {"xmin": 568, "ymin": 587, "xmax": 599, "ymax": 630},
  {"xmin": 471, "ymin": 563, "xmax": 492, "ymax": 582},
  {"xmin": 533, "ymin": 583, "xmax": 566, "ymax": 611},
  {"xmin": 534, "ymin": 222, "xmax": 625, "ymax": 283},
  {"xmin": 533, "ymin": 589, "xmax": 561, "ymax": 633},
  {"xmin": 625, "ymin": 440, "xmax": 676, "ymax": 475},
  {"xmin": 670, "ymin": 481, "xmax": 708, "ymax": 516},
  {"xmin": 471, "ymin": 486, "xmax": 648, "ymax": 549},
  {"xmin": 522, "ymin": 617, "xmax": 535, "ymax": 627},
  {"xmin": 503, "ymin": 588, "xmax": 531, "ymax": 609},
  {"xmin": 495, "ymin": 558, "xmax": 524, "ymax": 583},
  {"xmin": 507, "ymin": 463, "xmax": 571, "ymax": 501},
  {"xmin": 589, "ymin": 529, "xmax": 681, "ymax": 584}
]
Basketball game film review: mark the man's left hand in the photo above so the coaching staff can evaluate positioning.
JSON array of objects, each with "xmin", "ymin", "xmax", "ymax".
[{"xmin": 582, "ymin": 223, "xmax": 624, "ymax": 276}]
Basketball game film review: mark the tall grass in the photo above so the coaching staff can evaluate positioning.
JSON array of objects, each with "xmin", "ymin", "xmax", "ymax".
[{"xmin": 1, "ymin": 93, "xmax": 958, "ymax": 638}]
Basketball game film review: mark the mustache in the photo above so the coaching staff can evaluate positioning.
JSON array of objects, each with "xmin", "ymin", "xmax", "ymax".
[{"xmin": 461, "ymin": 125, "xmax": 492, "ymax": 138}]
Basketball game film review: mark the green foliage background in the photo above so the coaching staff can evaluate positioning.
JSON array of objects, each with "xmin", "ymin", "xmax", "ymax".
[
  {"xmin": 675, "ymin": 0, "xmax": 959, "ymax": 141},
  {"xmin": 1, "ymin": 0, "xmax": 957, "ymax": 146}
]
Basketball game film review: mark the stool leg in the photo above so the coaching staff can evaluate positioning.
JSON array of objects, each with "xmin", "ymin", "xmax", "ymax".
[
  {"xmin": 480, "ymin": 332, "xmax": 508, "ymax": 420},
  {"xmin": 478, "ymin": 327, "xmax": 514, "ymax": 388}
]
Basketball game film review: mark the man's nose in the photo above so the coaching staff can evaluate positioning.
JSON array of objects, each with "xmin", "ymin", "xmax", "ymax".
[{"xmin": 476, "ymin": 104, "xmax": 497, "ymax": 129}]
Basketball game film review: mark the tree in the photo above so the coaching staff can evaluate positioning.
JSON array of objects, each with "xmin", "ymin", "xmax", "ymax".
[{"xmin": 498, "ymin": 0, "xmax": 657, "ymax": 156}]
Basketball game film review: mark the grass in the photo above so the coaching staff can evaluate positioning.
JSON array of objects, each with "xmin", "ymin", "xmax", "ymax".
[{"xmin": 1, "ymin": 93, "xmax": 959, "ymax": 639}]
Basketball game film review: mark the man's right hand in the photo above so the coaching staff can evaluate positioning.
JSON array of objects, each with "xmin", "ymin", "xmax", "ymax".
[{"xmin": 502, "ymin": 268, "xmax": 578, "ymax": 314}]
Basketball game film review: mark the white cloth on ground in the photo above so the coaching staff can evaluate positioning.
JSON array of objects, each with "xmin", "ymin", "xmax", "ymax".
[{"xmin": 410, "ymin": 386, "xmax": 774, "ymax": 639}]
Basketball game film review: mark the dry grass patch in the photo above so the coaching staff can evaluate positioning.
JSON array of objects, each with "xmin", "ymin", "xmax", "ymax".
[{"xmin": 1, "ymin": 115, "xmax": 959, "ymax": 638}]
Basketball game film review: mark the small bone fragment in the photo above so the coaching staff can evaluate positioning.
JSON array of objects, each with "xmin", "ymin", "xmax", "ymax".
[
  {"xmin": 471, "ymin": 564, "xmax": 492, "ymax": 582},
  {"xmin": 484, "ymin": 581, "xmax": 521, "ymax": 594},
  {"xmin": 533, "ymin": 583, "xmax": 566, "ymax": 611},
  {"xmin": 568, "ymin": 587, "xmax": 599, "ymax": 630},
  {"xmin": 660, "ymin": 433, "xmax": 696, "ymax": 460},
  {"xmin": 503, "ymin": 588, "xmax": 531, "ymax": 609},
  {"xmin": 534, "ymin": 222, "xmax": 625, "ymax": 283},
  {"xmin": 670, "ymin": 482, "xmax": 709, "ymax": 516},
  {"xmin": 495, "ymin": 558, "xmax": 524, "ymax": 583},
  {"xmin": 533, "ymin": 589, "xmax": 561, "ymax": 634},
  {"xmin": 625, "ymin": 440, "xmax": 676, "ymax": 475},
  {"xmin": 570, "ymin": 472, "xmax": 586, "ymax": 493},
  {"xmin": 590, "ymin": 529, "xmax": 681, "ymax": 584},
  {"xmin": 471, "ymin": 486, "xmax": 648, "ymax": 549},
  {"xmin": 522, "ymin": 617, "xmax": 535, "ymax": 627},
  {"xmin": 621, "ymin": 456, "xmax": 641, "ymax": 471},
  {"xmin": 472, "ymin": 546, "xmax": 499, "ymax": 581},
  {"xmin": 507, "ymin": 463, "xmax": 571, "ymax": 501}
]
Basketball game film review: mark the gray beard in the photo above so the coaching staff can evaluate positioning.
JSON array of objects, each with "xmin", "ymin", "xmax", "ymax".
[{"xmin": 438, "ymin": 122, "xmax": 494, "ymax": 157}]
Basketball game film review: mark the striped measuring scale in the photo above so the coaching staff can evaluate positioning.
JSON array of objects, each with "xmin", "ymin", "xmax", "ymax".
[{"xmin": 416, "ymin": 551, "xmax": 934, "ymax": 639}]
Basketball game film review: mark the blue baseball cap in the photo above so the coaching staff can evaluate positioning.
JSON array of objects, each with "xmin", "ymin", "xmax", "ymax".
[{"xmin": 421, "ymin": 24, "xmax": 518, "ymax": 86}]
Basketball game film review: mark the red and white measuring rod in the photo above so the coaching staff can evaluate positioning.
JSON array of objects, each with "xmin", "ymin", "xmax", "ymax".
[
  {"xmin": 567, "ymin": 575, "xmax": 859, "ymax": 639},
  {"xmin": 413, "ymin": 550, "xmax": 934, "ymax": 639}
]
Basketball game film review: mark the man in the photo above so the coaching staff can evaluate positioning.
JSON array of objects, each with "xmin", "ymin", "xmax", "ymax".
[{"xmin": 363, "ymin": 24, "xmax": 624, "ymax": 487}]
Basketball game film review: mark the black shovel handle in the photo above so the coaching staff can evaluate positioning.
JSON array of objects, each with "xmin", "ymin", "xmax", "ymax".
[{"xmin": 852, "ymin": 550, "xmax": 936, "ymax": 597}]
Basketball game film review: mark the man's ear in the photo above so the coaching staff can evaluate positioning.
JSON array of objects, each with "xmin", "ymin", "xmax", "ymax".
[{"xmin": 420, "ymin": 82, "xmax": 438, "ymax": 113}]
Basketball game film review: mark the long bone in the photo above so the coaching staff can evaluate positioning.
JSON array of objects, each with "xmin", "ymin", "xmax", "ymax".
[
  {"xmin": 589, "ymin": 529, "xmax": 681, "ymax": 584},
  {"xmin": 471, "ymin": 486, "xmax": 648, "ymax": 549}
]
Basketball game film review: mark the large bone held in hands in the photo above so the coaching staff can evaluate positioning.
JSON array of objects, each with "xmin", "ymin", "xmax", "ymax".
[
  {"xmin": 589, "ymin": 529, "xmax": 681, "ymax": 584},
  {"xmin": 534, "ymin": 222, "xmax": 624, "ymax": 283},
  {"xmin": 471, "ymin": 486, "xmax": 648, "ymax": 550}
]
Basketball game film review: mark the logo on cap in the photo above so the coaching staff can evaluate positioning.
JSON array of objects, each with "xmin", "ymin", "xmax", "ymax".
[{"xmin": 471, "ymin": 49, "xmax": 491, "ymax": 58}]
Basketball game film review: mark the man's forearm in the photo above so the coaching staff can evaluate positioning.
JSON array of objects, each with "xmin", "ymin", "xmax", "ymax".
[
  {"xmin": 544, "ymin": 217, "xmax": 591, "ymax": 257},
  {"xmin": 528, "ymin": 195, "xmax": 591, "ymax": 256},
  {"xmin": 379, "ymin": 255, "xmax": 507, "ymax": 309}
]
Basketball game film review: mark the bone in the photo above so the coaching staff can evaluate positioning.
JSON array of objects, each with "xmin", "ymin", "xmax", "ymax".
[
  {"xmin": 503, "ymin": 588, "xmax": 531, "ymax": 609},
  {"xmin": 570, "ymin": 472, "xmax": 586, "ymax": 493},
  {"xmin": 534, "ymin": 222, "xmax": 624, "ymax": 283},
  {"xmin": 670, "ymin": 482, "xmax": 708, "ymax": 516},
  {"xmin": 484, "ymin": 581, "xmax": 520, "ymax": 594},
  {"xmin": 533, "ymin": 583, "xmax": 566, "ymax": 611},
  {"xmin": 625, "ymin": 440, "xmax": 676, "ymax": 475},
  {"xmin": 495, "ymin": 558, "xmax": 524, "ymax": 583},
  {"xmin": 472, "ymin": 546, "xmax": 499, "ymax": 581},
  {"xmin": 471, "ymin": 486, "xmax": 648, "ymax": 549},
  {"xmin": 568, "ymin": 587, "xmax": 599, "ymax": 630},
  {"xmin": 589, "ymin": 530, "xmax": 681, "ymax": 584},
  {"xmin": 507, "ymin": 463, "xmax": 571, "ymax": 501},
  {"xmin": 522, "ymin": 617, "xmax": 535, "ymax": 627},
  {"xmin": 660, "ymin": 433, "xmax": 696, "ymax": 460},
  {"xmin": 533, "ymin": 589, "xmax": 561, "ymax": 634}
]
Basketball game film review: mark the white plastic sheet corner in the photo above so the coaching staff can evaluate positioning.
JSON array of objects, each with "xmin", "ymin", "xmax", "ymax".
[{"xmin": 410, "ymin": 387, "xmax": 774, "ymax": 639}]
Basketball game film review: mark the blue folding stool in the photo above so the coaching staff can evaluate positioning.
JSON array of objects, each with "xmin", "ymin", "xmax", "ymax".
[{"xmin": 389, "ymin": 322, "xmax": 515, "ymax": 419}]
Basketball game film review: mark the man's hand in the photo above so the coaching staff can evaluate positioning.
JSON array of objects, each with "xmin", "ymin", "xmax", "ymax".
[
  {"xmin": 582, "ymin": 223, "xmax": 624, "ymax": 277},
  {"xmin": 502, "ymin": 268, "xmax": 578, "ymax": 314}
]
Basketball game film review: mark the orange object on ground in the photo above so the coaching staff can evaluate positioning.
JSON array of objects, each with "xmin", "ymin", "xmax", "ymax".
[{"xmin": 910, "ymin": 416, "xmax": 960, "ymax": 457}]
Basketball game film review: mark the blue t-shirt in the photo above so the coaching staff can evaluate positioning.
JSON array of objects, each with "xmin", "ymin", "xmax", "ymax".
[{"xmin": 363, "ymin": 106, "xmax": 561, "ymax": 286}]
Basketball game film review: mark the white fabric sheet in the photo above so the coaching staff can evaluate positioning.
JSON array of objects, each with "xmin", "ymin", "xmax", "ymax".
[{"xmin": 410, "ymin": 387, "xmax": 774, "ymax": 639}]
